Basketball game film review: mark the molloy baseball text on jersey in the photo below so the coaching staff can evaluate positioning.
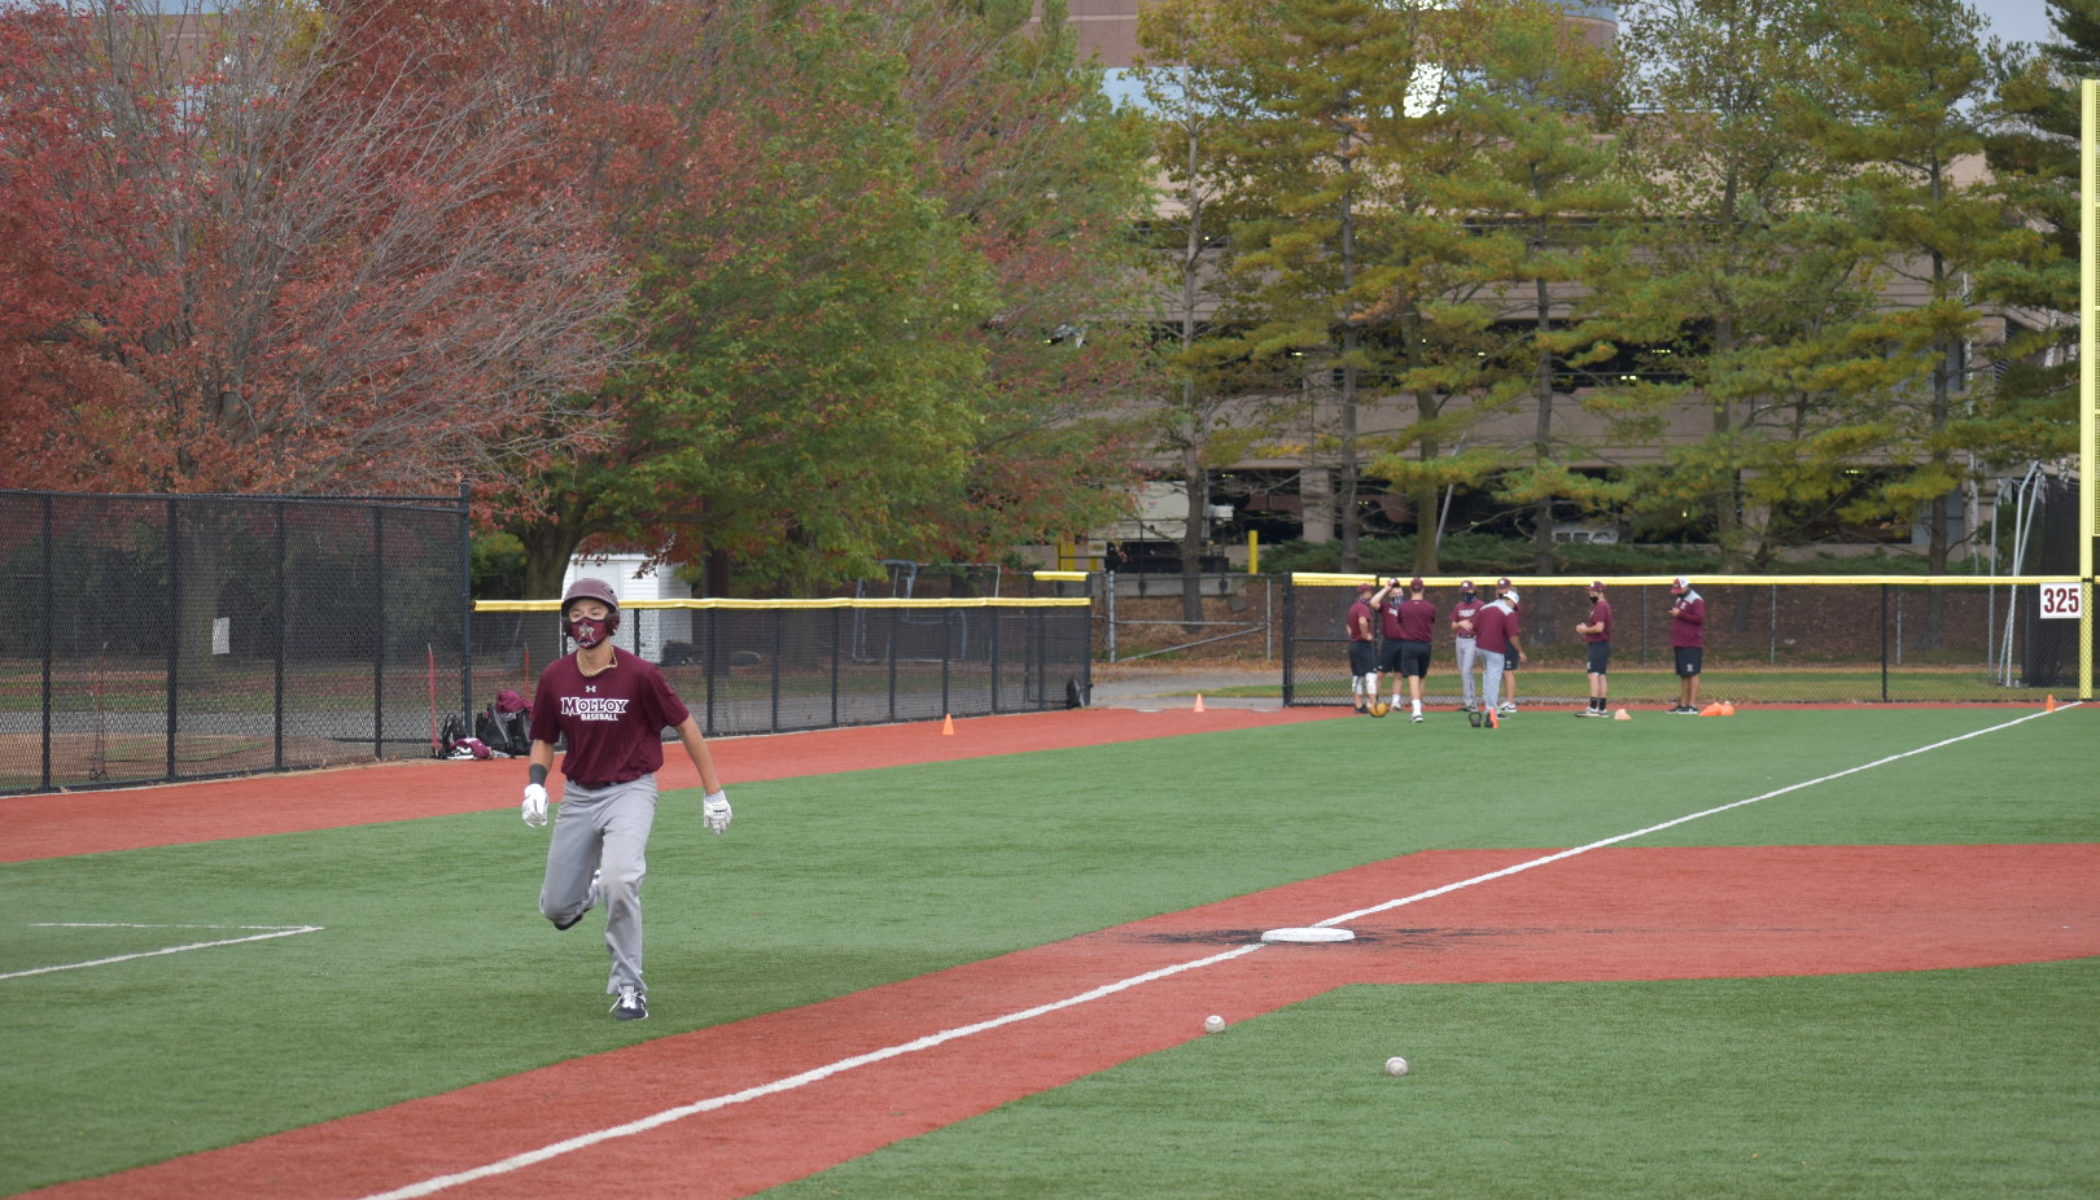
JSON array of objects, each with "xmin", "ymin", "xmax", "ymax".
[{"xmin": 560, "ymin": 697, "xmax": 633, "ymax": 720}]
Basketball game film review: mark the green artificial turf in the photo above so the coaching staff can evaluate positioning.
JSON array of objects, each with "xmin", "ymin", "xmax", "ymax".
[
  {"xmin": 1, "ymin": 708, "xmax": 2093, "ymax": 1192},
  {"xmin": 773, "ymin": 962, "xmax": 2100, "ymax": 1199}
]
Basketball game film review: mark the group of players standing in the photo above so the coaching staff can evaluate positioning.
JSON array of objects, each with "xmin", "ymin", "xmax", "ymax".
[{"xmin": 1346, "ymin": 576, "xmax": 1709, "ymax": 721}]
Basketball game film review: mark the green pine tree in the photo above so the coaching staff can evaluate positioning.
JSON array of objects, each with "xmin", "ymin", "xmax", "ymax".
[
  {"xmin": 1162, "ymin": 0, "xmax": 1442, "ymax": 573},
  {"xmin": 1804, "ymin": 0, "xmax": 2051, "ymax": 590},
  {"xmin": 1435, "ymin": 0, "xmax": 1637, "ymax": 573},
  {"xmin": 1604, "ymin": 0, "xmax": 1897, "ymax": 571},
  {"xmin": 1978, "ymin": 0, "xmax": 2088, "ymax": 477}
]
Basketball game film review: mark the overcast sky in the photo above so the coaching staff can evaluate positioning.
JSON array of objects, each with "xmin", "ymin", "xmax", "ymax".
[{"xmin": 1970, "ymin": 0, "xmax": 2054, "ymax": 50}]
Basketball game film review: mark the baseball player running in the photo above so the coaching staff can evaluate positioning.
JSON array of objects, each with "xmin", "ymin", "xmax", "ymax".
[{"xmin": 522, "ymin": 578, "xmax": 732, "ymax": 1020}]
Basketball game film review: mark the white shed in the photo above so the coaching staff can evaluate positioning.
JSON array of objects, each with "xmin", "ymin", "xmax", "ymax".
[{"xmin": 562, "ymin": 554, "xmax": 693, "ymax": 664}]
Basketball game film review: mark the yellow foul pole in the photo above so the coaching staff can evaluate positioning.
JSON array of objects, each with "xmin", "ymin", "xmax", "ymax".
[{"xmin": 2083, "ymin": 82, "xmax": 2096, "ymax": 698}]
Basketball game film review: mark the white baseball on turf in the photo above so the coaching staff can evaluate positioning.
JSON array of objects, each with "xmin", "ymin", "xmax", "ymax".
[
  {"xmin": 1204, "ymin": 1014, "xmax": 1226, "ymax": 1033},
  {"xmin": 1384, "ymin": 1056, "xmax": 1410, "ymax": 1077}
]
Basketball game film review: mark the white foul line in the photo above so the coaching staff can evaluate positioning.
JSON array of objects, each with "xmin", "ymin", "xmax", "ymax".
[
  {"xmin": 363, "ymin": 704, "xmax": 2070, "ymax": 1200},
  {"xmin": 30, "ymin": 922, "xmax": 317, "ymax": 930},
  {"xmin": 359, "ymin": 943, "xmax": 1266, "ymax": 1200},
  {"xmin": 1, "ymin": 924, "xmax": 326, "ymax": 981}
]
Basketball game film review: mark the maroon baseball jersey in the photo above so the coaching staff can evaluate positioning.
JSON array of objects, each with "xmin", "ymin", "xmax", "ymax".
[
  {"xmin": 529, "ymin": 648, "xmax": 691, "ymax": 784},
  {"xmin": 1584, "ymin": 598, "xmax": 1612, "ymax": 643},
  {"xmin": 1348, "ymin": 599, "xmax": 1377, "ymax": 642},
  {"xmin": 1395, "ymin": 597, "xmax": 1437, "ymax": 642},
  {"xmin": 1451, "ymin": 597, "xmax": 1482, "ymax": 639},
  {"xmin": 1378, "ymin": 596, "xmax": 1406, "ymax": 640},
  {"xmin": 1472, "ymin": 602, "xmax": 1513, "ymax": 654},
  {"xmin": 1670, "ymin": 592, "xmax": 1706, "ymax": 649}
]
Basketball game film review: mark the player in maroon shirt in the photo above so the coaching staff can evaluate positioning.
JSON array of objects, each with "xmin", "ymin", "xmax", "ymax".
[
  {"xmin": 1347, "ymin": 581, "xmax": 1379, "ymax": 713},
  {"xmin": 1469, "ymin": 590, "xmax": 1519, "ymax": 723},
  {"xmin": 1369, "ymin": 577, "xmax": 1418, "ymax": 716},
  {"xmin": 1386, "ymin": 577, "xmax": 1437, "ymax": 722},
  {"xmin": 1492, "ymin": 577, "xmax": 1523, "ymax": 714},
  {"xmin": 1371, "ymin": 578, "xmax": 1402, "ymax": 706},
  {"xmin": 520, "ymin": 577, "xmax": 731, "ymax": 1020},
  {"xmin": 1574, "ymin": 580, "xmax": 1613, "ymax": 716},
  {"xmin": 1668, "ymin": 576, "xmax": 1707, "ymax": 714}
]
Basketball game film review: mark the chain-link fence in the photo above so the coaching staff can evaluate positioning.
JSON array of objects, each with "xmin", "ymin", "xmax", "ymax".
[
  {"xmin": 1283, "ymin": 574, "xmax": 2087, "ymax": 707},
  {"xmin": 0, "ymin": 489, "xmax": 471, "ymax": 794},
  {"xmin": 1093, "ymin": 572, "xmax": 1278, "ymax": 663},
  {"xmin": 471, "ymin": 596, "xmax": 1093, "ymax": 738}
]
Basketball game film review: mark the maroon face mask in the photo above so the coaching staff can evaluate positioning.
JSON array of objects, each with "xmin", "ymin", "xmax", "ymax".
[{"xmin": 564, "ymin": 609, "xmax": 618, "ymax": 649}]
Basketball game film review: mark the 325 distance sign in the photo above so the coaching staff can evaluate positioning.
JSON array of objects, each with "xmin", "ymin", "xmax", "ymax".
[{"xmin": 2038, "ymin": 582, "xmax": 2084, "ymax": 620}]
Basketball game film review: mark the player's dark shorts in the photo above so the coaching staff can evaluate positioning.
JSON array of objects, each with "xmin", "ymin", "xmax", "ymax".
[
  {"xmin": 1503, "ymin": 648, "xmax": 1520, "ymax": 671},
  {"xmin": 1674, "ymin": 646, "xmax": 1703, "ymax": 676},
  {"xmin": 1380, "ymin": 642, "xmax": 1408, "ymax": 674},
  {"xmin": 1397, "ymin": 640, "xmax": 1431, "ymax": 679},
  {"xmin": 1586, "ymin": 641, "xmax": 1611, "ymax": 674},
  {"xmin": 1349, "ymin": 641, "xmax": 1377, "ymax": 675}
]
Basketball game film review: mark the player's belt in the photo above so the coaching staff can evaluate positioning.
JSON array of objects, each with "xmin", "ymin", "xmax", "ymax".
[{"xmin": 572, "ymin": 779, "xmax": 625, "ymax": 791}]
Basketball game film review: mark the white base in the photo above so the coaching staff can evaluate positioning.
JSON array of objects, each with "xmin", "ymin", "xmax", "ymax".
[{"xmin": 1260, "ymin": 927, "xmax": 1355, "ymax": 944}]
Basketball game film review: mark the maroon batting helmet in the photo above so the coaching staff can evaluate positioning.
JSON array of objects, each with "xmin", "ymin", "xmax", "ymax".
[{"xmin": 561, "ymin": 577, "xmax": 621, "ymax": 642}]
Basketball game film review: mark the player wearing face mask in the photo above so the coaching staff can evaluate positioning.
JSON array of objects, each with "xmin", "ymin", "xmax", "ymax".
[
  {"xmin": 519, "ymin": 577, "xmax": 733, "ymax": 1021},
  {"xmin": 1450, "ymin": 581, "xmax": 1484, "ymax": 714}
]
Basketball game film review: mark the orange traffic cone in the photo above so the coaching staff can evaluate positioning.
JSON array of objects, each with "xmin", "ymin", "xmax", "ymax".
[
  {"xmin": 2045, "ymin": 694, "xmax": 2058, "ymax": 713},
  {"xmin": 1719, "ymin": 702, "xmax": 1737, "ymax": 716},
  {"xmin": 1700, "ymin": 703, "xmax": 1723, "ymax": 716},
  {"xmin": 1193, "ymin": 693, "xmax": 1206, "ymax": 713},
  {"xmin": 1613, "ymin": 708, "xmax": 1631, "ymax": 720},
  {"xmin": 941, "ymin": 713, "xmax": 955, "ymax": 736},
  {"xmin": 1487, "ymin": 708, "xmax": 1500, "ymax": 729}
]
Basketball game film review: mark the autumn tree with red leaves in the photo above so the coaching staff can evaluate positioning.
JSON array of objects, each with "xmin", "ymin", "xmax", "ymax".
[
  {"xmin": 518, "ymin": 0, "xmax": 994, "ymax": 596},
  {"xmin": 473, "ymin": 0, "xmax": 1157, "ymax": 595},
  {"xmin": 4, "ymin": 0, "xmax": 1158, "ymax": 597},
  {"xmin": 305, "ymin": 0, "xmax": 783, "ymax": 595},
  {"xmin": 0, "ymin": 1, "xmax": 624, "ymax": 496}
]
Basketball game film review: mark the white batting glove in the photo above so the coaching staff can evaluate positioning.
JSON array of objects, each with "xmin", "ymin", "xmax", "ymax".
[
  {"xmin": 522, "ymin": 783, "xmax": 549, "ymax": 828},
  {"xmin": 702, "ymin": 790, "xmax": 732, "ymax": 836}
]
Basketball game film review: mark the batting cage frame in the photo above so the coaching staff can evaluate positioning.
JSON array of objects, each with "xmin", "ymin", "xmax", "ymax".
[{"xmin": 1283, "ymin": 572, "xmax": 2094, "ymax": 708}]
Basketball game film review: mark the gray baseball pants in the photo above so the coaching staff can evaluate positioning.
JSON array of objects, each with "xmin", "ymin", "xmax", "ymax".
[
  {"xmin": 1454, "ymin": 637, "xmax": 1479, "ymax": 707},
  {"xmin": 540, "ymin": 775, "xmax": 659, "ymax": 995},
  {"xmin": 1480, "ymin": 651, "xmax": 1506, "ymax": 712}
]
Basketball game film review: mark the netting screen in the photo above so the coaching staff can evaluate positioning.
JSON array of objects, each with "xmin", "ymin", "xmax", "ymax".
[
  {"xmin": 1283, "ymin": 574, "xmax": 2085, "ymax": 707},
  {"xmin": 1, "ymin": 489, "xmax": 469, "ymax": 795},
  {"xmin": 471, "ymin": 598, "xmax": 1093, "ymax": 740}
]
